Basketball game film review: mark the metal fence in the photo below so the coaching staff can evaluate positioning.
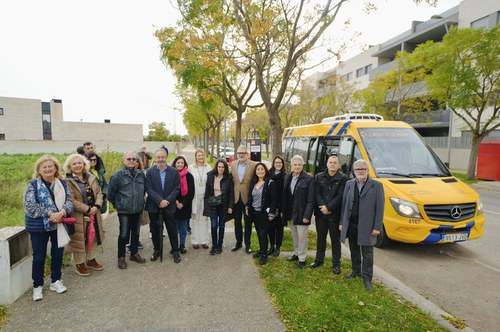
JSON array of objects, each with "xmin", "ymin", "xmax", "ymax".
[{"xmin": 424, "ymin": 136, "xmax": 472, "ymax": 149}]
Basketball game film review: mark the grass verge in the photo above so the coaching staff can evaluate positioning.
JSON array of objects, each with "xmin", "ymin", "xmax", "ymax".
[
  {"xmin": 453, "ymin": 172, "xmax": 479, "ymax": 185},
  {"xmin": 257, "ymin": 258, "xmax": 447, "ymax": 331},
  {"xmin": 250, "ymin": 229, "xmax": 330, "ymax": 251}
]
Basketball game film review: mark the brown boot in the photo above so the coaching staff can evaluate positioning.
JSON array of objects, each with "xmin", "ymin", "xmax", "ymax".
[
  {"xmin": 118, "ymin": 257, "xmax": 127, "ymax": 269},
  {"xmin": 86, "ymin": 258, "xmax": 104, "ymax": 271},
  {"xmin": 75, "ymin": 263, "xmax": 90, "ymax": 276},
  {"xmin": 130, "ymin": 253, "xmax": 146, "ymax": 264}
]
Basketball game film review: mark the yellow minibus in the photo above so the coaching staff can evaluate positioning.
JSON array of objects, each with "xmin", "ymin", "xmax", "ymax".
[{"xmin": 282, "ymin": 117, "xmax": 485, "ymax": 247}]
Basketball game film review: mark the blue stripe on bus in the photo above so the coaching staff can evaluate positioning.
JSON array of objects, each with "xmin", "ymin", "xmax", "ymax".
[
  {"xmin": 326, "ymin": 123, "xmax": 339, "ymax": 136},
  {"xmin": 289, "ymin": 128, "xmax": 295, "ymax": 137},
  {"xmin": 336, "ymin": 121, "xmax": 352, "ymax": 135},
  {"xmin": 284, "ymin": 129, "xmax": 290, "ymax": 137}
]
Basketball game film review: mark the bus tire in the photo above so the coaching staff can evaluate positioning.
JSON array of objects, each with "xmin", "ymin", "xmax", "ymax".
[{"xmin": 375, "ymin": 224, "xmax": 390, "ymax": 248}]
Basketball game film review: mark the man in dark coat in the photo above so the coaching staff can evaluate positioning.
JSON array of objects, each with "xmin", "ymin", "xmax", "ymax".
[
  {"xmin": 145, "ymin": 149, "xmax": 181, "ymax": 263},
  {"xmin": 282, "ymin": 155, "xmax": 315, "ymax": 268},
  {"xmin": 340, "ymin": 159, "xmax": 384, "ymax": 291},
  {"xmin": 311, "ymin": 155, "xmax": 347, "ymax": 274}
]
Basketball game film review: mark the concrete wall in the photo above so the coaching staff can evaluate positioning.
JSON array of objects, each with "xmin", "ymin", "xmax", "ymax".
[
  {"xmin": 51, "ymin": 121, "xmax": 143, "ymax": 141},
  {"xmin": 337, "ymin": 45, "xmax": 380, "ymax": 90},
  {"xmin": 430, "ymin": 147, "xmax": 470, "ymax": 172},
  {"xmin": 0, "ymin": 141, "xmax": 180, "ymax": 155},
  {"xmin": 459, "ymin": 0, "xmax": 500, "ymax": 28},
  {"xmin": 0, "ymin": 96, "xmax": 43, "ymax": 140}
]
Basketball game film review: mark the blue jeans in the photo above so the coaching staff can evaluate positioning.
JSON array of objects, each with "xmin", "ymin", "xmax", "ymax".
[
  {"xmin": 29, "ymin": 230, "xmax": 64, "ymax": 287},
  {"xmin": 117, "ymin": 213, "xmax": 141, "ymax": 258},
  {"xmin": 210, "ymin": 205, "xmax": 225, "ymax": 249},
  {"xmin": 176, "ymin": 219, "xmax": 188, "ymax": 246}
]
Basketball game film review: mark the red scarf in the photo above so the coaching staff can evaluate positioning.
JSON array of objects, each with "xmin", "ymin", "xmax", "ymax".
[{"xmin": 179, "ymin": 166, "xmax": 188, "ymax": 196}]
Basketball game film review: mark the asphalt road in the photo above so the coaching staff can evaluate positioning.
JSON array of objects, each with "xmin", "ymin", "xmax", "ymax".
[{"xmin": 374, "ymin": 188, "xmax": 500, "ymax": 332}]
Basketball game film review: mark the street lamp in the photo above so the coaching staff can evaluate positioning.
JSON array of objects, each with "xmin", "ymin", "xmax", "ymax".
[{"xmin": 431, "ymin": 14, "xmax": 452, "ymax": 166}]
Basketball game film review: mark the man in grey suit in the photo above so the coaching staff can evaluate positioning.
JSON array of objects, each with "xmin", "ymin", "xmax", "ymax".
[
  {"xmin": 146, "ymin": 149, "xmax": 181, "ymax": 263},
  {"xmin": 340, "ymin": 159, "xmax": 384, "ymax": 291}
]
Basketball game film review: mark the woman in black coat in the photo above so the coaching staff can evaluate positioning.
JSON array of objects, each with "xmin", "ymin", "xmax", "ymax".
[
  {"xmin": 203, "ymin": 159, "xmax": 234, "ymax": 255},
  {"xmin": 246, "ymin": 162, "xmax": 278, "ymax": 265},
  {"xmin": 172, "ymin": 156, "xmax": 195, "ymax": 254},
  {"xmin": 267, "ymin": 156, "xmax": 287, "ymax": 256}
]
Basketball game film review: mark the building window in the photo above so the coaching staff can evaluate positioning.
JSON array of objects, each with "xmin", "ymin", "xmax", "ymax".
[
  {"xmin": 471, "ymin": 16, "xmax": 489, "ymax": 28},
  {"xmin": 0, "ymin": 134, "xmax": 5, "ymax": 140},
  {"xmin": 345, "ymin": 72, "xmax": 353, "ymax": 82},
  {"xmin": 356, "ymin": 68, "xmax": 364, "ymax": 78},
  {"xmin": 0, "ymin": 107, "xmax": 3, "ymax": 115},
  {"xmin": 41, "ymin": 102, "xmax": 52, "ymax": 140},
  {"xmin": 364, "ymin": 64, "xmax": 372, "ymax": 75}
]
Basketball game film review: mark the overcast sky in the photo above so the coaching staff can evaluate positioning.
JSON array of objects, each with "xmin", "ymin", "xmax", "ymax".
[{"xmin": 0, "ymin": 0, "xmax": 460, "ymax": 135}]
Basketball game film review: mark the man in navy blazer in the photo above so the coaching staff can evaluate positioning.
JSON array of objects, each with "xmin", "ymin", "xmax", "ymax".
[{"xmin": 146, "ymin": 149, "xmax": 181, "ymax": 263}]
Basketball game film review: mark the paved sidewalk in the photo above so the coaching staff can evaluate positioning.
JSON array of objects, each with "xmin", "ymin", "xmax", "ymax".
[{"xmin": 3, "ymin": 214, "xmax": 285, "ymax": 332}]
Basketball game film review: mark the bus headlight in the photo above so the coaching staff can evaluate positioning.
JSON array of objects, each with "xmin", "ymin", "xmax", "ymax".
[
  {"xmin": 477, "ymin": 198, "xmax": 483, "ymax": 215},
  {"xmin": 390, "ymin": 198, "xmax": 422, "ymax": 219}
]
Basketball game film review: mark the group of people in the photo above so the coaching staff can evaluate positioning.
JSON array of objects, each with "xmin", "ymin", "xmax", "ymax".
[{"xmin": 23, "ymin": 143, "xmax": 384, "ymax": 303}]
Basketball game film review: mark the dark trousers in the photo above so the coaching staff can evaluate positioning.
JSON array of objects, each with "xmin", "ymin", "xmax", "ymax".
[
  {"xmin": 30, "ymin": 230, "xmax": 64, "ymax": 287},
  {"xmin": 233, "ymin": 199, "xmax": 252, "ymax": 247},
  {"xmin": 268, "ymin": 216, "xmax": 284, "ymax": 249},
  {"xmin": 251, "ymin": 209, "xmax": 270, "ymax": 256},
  {"xmin": 315, "ymin": 218, "xmax": 341, "ymax": 267},
  {"xmin": 118, "ymin": 213, "xmax": 141, "ymax": 257},
  {"xmin": 347, "ymin": 223, "xmax": 374, "ymax": 282},
  {"xmin": 210, "ymin": 205, "xmax": 225, "ymax": 249},
  {"xmin": 149, "ymin": 210, "xmax": 178, "ymax": 253}
]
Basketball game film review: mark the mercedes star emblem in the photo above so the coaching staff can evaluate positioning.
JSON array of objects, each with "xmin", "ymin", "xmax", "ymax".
[{"xmin": 450, "ymin": 206, "xmax": 462, "ymax": 219}]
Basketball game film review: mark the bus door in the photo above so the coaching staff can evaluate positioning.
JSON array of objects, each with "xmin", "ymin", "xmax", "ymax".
[
  {"xmin": 338, "ymin": 136, "xmax": 362, "ymax": 178},
  {"xmin": 316, "ymin": 136, "xmax": 341, "ymax": 175}
]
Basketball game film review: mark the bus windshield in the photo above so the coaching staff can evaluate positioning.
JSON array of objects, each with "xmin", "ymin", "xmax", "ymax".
[{"xmin": 358, "ymin": 127, "xmax": 451, "ymax": 178}]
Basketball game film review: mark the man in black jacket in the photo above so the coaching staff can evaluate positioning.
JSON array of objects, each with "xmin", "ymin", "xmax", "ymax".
[
  {"xmin": 311, "ymin": 155, "xmax": 347, "ymax": 274},
  {"xmin": 282, "ymin": 155, "xmax": 315, "ymax": 268}
]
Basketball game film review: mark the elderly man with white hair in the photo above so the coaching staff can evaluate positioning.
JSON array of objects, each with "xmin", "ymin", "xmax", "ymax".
[
  {"xmin": 340, "ymin": 159, "xmax": 384, "ymax": 291},
  {"xmin": 281, "ymin": 155, "xmax": 315, "ymax": 268}
]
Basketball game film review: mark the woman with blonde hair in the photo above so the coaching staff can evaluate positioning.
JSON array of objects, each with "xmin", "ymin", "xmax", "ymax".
[
  {"xmin": 63, "ymin": 153, "xmax": 105, "ymax": 276},
  {"xmin": 188, "ymin": 149, "xmax": 212, "ymax": 249},
  {"xmin": 23, "ymin": 155, "xmax": 73, "ymax": 301}
]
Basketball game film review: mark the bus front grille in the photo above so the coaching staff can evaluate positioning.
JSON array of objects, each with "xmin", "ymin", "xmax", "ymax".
[{"xmin": 424, "ymin": 203, "xmax": 476, "ymax": 222}]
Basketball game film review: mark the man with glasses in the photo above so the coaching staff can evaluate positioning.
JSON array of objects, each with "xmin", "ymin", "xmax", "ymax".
[
  {"xmin": 340, "ymin": 159, "xmax": 384, "ymax": 291},
  {"xmin": 145, "ymin": 149, "xmax": 181, "ymax": 263},
  {"xmin": 229, "ymin": 146, "xmax": 256, "ymax": 253},
  {"xmin": 108, "ymin": 152, "xmax": 147, "ymax": 269}
]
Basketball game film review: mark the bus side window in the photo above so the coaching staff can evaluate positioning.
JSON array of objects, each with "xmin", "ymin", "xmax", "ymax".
[
  {"xmin": 316, "ymin": 137, "xmax": 340, "ymax": 174},
  {"xmin": 338, "ymin": 137, "xmax": 354, "ymax": 177},
  {"xmin": 306, "ymin": 138, "xmax": 318, "ymax": 174}
]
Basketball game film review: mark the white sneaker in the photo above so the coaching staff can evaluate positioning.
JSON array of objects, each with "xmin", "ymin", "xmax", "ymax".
[
  {"xmin": 32, "ymin": 286, "xmax": 43, "ymax": 301},
  {"xmin": 49, "ymin": 280, "xmax": 67, "ymax": 294}
]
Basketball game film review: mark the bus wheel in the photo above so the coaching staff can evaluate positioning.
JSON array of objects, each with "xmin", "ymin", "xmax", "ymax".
[{"xmin": 375, "ymin": 224, "xmax": 390, "ymax": 248}]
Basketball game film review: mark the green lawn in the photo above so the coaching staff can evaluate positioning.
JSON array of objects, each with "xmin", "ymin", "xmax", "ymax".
[{"xmin": 453, "ymin": 172, "xmax": 479, "ymax": 185}]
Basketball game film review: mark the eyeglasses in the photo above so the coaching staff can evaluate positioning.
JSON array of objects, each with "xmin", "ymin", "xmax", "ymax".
[
  {"xmin": 354, "ymin": 168, "xmax": 368, "ymax": 172},
  {"xmin": 126, "ymin": 158, "xmax": 137, "ymax": 161},
  {"xmin": 89, "ymin": 158, "xmax": 97, "ymax": 162},
  {"xmin": 237, "ymin": 152, "xmax": 247, "ymax": 155}
]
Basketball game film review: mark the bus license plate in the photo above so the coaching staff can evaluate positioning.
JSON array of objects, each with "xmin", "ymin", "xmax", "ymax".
[{"xmin": 442, "ymin": 233, "xmax": 468, "ymax": 242}]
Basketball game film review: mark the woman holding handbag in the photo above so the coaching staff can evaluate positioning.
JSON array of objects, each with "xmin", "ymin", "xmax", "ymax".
[
  {"xmin": 63, "ymin": 154, "xmax": 105, "ymax": 277},
  {"xmin": 246, "ymin": 163, "xmax": 277, "ymax": 265},
  {"xmin": 23, "ymin": 155, "xmax": 73, "ymax": 301},
  {"xmin": 203, "ymin": 159, "xmax": 234, "ymax": 255}
]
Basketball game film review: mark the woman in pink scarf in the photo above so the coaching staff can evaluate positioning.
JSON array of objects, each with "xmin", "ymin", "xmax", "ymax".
[{"xmin": 172, "ymin": 156, "xmax": 195, "ymax": 254}]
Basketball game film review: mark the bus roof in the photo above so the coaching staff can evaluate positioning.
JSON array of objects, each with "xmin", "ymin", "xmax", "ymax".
[{"xmin": 283, "ymin": 120, "xmax": 413, "ymax": 138}]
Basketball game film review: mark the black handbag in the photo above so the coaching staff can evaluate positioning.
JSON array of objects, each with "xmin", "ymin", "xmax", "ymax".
[{"xmin": 207, "ymin": 195, "xmax": 223, "ymax": 207}]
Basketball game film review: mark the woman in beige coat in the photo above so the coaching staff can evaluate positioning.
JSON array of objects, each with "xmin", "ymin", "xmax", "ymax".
[{"xmin": 63, "ymin": 154, "xmax": 105, "ymax": 276}]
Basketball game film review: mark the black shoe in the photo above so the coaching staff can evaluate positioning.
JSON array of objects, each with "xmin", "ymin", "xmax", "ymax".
[
  {"xmin": 253, "ymin": 252, "xmax": 261, "ymax": 258},
  {"xmin": 210, "ymin": 248, "xmax": 217, "ymax": 255},
  {"xmin": 310, "ymin": 261, "xmax": 324, "ymax": 269},
  {"xmin": 297, "ymin": 261, "xmax": 306, "ymax": 269},
  {"xmin": 332, "ymin": 266, "xmax": 341, "ymax": 275},
  {"xmin": 267, "ymin": 247, "xmax": 275, "ymax": 255},
  {"xmin": 231, "ymin": 244, "xmax": 242, "ymax": 252},
  {"xmin": 259, "ymin": 256, "xmax": 268, "ymax": 265},
  {"xmin": 138, "ymin": 241, "xmax": 144, "ymax": 250},
  {"xmin": 345, "ymin": 272, "xmax": 361, "ymax": 279},
  {"xmin": 273, "ymin": 249, "xmax": 280, "ymax": 257},
  {"xmin": 180, "ymin": 245, "xmax": 187, "ymax": 254},
  {"xmin": 363, "ymin": 279, "xmax": 373, "ymax": 292},
  {"xmin": 216, "ymin": 247, "xmax": 222, "ymax": 254},
  {"xmin": 173, "ymin": 251, "xmax": 181, "ymax": 263},
  {"xmin": 245, "ymin": 246, "xmax": 252, "ymax": 254},
  {"xmin": 150, "ymin": 250, "xmax": 160, "ymax": 262},
  {"xmin": 287, "ymin": 254, "xmax": 299, "ymax": 262}
]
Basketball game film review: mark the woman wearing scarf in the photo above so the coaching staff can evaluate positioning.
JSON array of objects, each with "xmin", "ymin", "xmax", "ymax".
[
  {"xmin": 84, "ymin": 152, "xmax": 108, "ymax": 220},
  {"xmin": 172, "ymin": 156, "xmax": 195, "ymax": 254},
  {"xmin": 267, "ymin": 156, "xmax": 287, "ymax": 256},
  {"xmin": 188, "ymin": 149, "xmax": 212, "ymax": 249},
  {"xmin": 63, "ymin": 154, "xmax": 105, "ymax": 277},
  {"xmin": 23, "ymin": 155, "xmax": 73, "ymax": 301}
]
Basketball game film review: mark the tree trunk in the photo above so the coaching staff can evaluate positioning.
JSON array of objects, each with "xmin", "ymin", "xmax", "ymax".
[
  {"xmin": 466, "ymin": 136, "xmax": 483, "ymax": 180},
  {"xmin": 268, "ymin": 105, "xmax": 283, "ymax": 156},
  {"xmin": 234, "ymin": 110, "xmax": 243, "ymax": 149}
]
